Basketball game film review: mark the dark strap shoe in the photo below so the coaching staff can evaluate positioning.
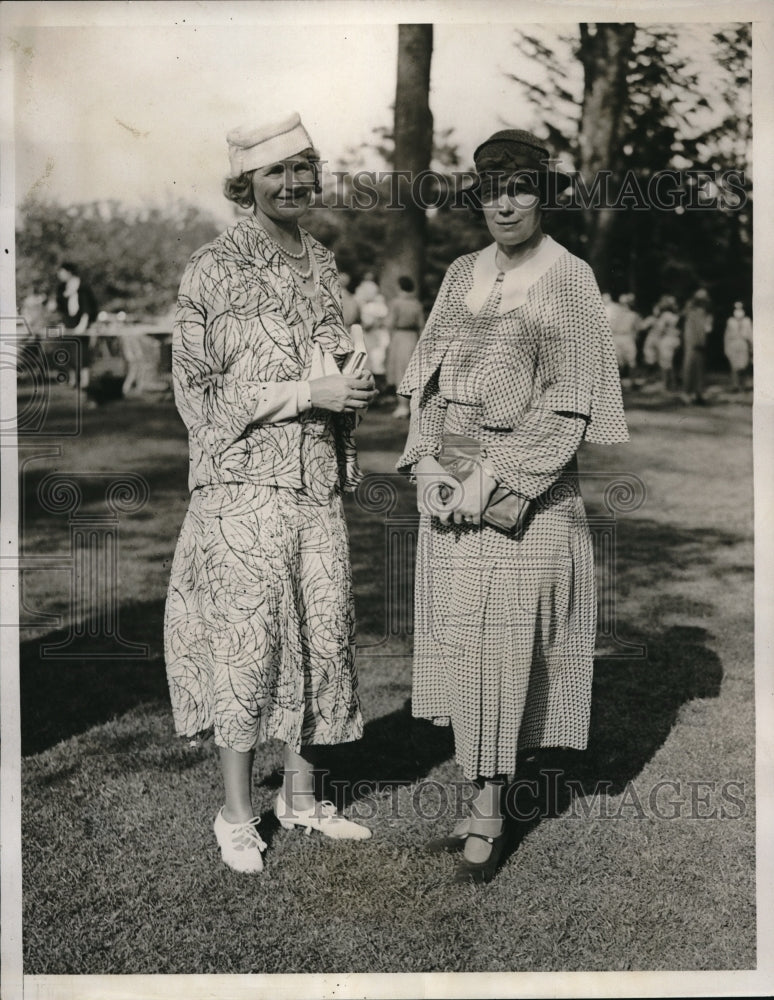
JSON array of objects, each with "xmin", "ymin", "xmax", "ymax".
[
  {"xmin": 425, "ymin": 832, "xmax": 468, "ymax": 854},
  {"xmin": 452, "ymin": 828, "xmax": 508, "ymax": 884}
]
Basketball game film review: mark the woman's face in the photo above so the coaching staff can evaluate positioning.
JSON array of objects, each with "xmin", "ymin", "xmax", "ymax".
[
  {"xmin": 480, "ymin": 174, "xmax": 542, "ymax": 248},
  {"xmin": 250, "ymin": 152, "xmax": 317, "ymax": 224}
]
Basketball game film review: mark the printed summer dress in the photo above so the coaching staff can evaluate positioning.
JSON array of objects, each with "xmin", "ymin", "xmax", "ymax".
[{"xmin": 164, "ymin": 215, "xmax": 363, "ymax": 753}]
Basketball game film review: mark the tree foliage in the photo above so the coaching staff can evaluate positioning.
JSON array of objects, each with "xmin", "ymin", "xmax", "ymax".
[
  {"xmin": 504, "ymin": 22, "xmax": 752, "ymax": 328},
  {"xmin": 16, "ymin": 198, "xmax": 221, "ymax": 316},
  {"xmin": 15, "ymin": 22, "xmax": 751, "ymax": 350}
]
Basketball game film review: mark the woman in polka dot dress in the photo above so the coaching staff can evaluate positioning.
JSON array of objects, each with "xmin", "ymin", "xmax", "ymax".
[{"xmin": 397, "ymin": 130, "xmax": 629, "ymax": 883}]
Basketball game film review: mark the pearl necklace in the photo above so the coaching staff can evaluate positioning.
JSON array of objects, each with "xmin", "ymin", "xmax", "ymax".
[
  {"xmin": 282, "ymin": 246, "xmax": 313, "ymax": 281},
  {"xmin": 272, "ymin": 229, "xmax": 313, "ymax": 280},
  {"xmin": 274, "ymin": 229, "xmax": 307, "ymax": 259}
]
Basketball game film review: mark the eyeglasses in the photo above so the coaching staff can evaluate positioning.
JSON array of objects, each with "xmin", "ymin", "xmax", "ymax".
[{"xmin": 478, "ymin": 172, "xmax": 541, "ymax": 207}]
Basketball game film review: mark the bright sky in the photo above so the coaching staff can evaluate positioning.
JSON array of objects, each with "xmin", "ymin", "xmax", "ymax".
[
  {"xmin": 12, "ymin": 15, "xmax": 557, "ymax": 224},
  {"xmin": 8, "ymin": 3, "xmax": 742, "ymax": 225}
]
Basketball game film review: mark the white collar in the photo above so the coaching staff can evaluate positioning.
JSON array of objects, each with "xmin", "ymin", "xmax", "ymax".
[{"xmin": 465, "ymin": 235, "xmax": 566, "ymax": 315}]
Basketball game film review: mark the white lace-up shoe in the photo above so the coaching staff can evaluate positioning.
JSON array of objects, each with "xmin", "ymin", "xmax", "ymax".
[
  {"xmin": 274, "ymin": 790, "xmax": 372, "ymax": 840},
  {"xmin": 213, "ymin": 808, "xmax": 267, "ymax": 873}
]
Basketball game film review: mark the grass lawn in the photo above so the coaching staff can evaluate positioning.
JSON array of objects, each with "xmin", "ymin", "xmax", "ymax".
[{"xmin": 18, "ymin": 380, "xmax": 755, "ymax": 974}]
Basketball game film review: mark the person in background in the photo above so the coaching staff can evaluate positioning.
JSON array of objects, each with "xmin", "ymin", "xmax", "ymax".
[
  {"xmin": 339, "ymin": 271, "xmax": 361, "ymax": 330},
  {"xmin": 17, "ymin": 288, "xmax": 47, "ymax": 384},
  {"xmin": 639, "ymin": 300, "xmax": 661, "ymax": 379},
  {"xmin": 20, "ymin": 287, "xmax": 48, "ymax": 337},
  {"xmin": 360, "ymin": 290, "xmax": 391, "ymax": 396},
  {"xmin": 386, "ymin": 275, "xmax": 424, "ymax": 418},
  {"xmin": 609, "ymin": 293, "xmax": 639, "ymax": 388},
  {"xmin": 165, "ymin": 112, "xmax": 377, "ymax": 876},
  {"xmin": 681, "ymin": 288, "xmax": 714, "ymax": 405},
  {"xmin": 55, "ymin": 262, "xmax": 98, "ymax": 402},
  {"xmin": 653, "ymin": 295, "xmax": 681, "ymax": 392},
  {"xmin": 354, "ymin": 270, "xmax": 380, "ymax": 308},
  {"xmin": 723, "ymin": 300, "xmax": 753, "ymax": 392}
]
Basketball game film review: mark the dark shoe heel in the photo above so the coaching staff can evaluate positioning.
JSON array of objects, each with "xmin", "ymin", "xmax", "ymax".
[{"xmin": 453, "ymin": 829, "xmax": 508, "ymax": 885}]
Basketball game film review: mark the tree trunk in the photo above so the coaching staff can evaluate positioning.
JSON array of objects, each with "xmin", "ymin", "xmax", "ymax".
[
  {"xmin": 382, "ymin": 24, "xmax": 433, "ymax": 300},
  {"xmin": 578, "ymin": 23, "xmax": 636, "ymax": 287}
]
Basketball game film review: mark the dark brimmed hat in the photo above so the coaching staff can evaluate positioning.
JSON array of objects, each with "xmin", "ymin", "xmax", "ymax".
[{"xmin": 461, "ymin": 128, "xmax": 572, "ymax": 210}]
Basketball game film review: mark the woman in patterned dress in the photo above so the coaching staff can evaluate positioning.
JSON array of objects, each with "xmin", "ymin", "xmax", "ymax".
[
  {"xmin": 164, "ymin": 114, "xmax": 377, "ymax": 874},
  {"xmin": 397, "ymin": 130, "xmax": 629, "ymax": 883}
]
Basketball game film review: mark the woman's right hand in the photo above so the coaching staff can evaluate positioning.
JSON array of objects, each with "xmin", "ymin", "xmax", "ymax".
[
  {"xmin": 414, "ymin": 456, "xmax": 461, "ymax": 516},
  {"xmin": 309, "ymin": 374, "xmax": 378, "ymax": 413}
]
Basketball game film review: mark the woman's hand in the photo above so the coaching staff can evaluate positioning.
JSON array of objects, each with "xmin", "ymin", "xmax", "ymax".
[
  {"xmin": 414, "ymin": 456, "xmax": 462, "ymax": 517},
  {"xmin": 443, "ymin": 465, "xmax": 497, "ymax": 526},
  {"xmin": 310, "ymin": 373, "xmax": 377, "ymax": 413},
  {"xmin": 415, "ymin": 457, "xmax": 497, "ymax": 525}
]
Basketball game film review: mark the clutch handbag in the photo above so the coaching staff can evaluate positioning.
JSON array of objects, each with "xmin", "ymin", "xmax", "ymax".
[
  {"xmin": 341, "ymin": 323, "xmax": 368, "ymax": 376},
  {"xmin": 311, "ymin": 324, "xmax": 368, "ymax": 377},
  {"xmin": 437, "ymin": 433, "xmax": 531, "ymax": 534}
]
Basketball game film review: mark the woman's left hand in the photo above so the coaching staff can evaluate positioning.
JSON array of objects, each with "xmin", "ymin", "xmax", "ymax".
[
  {"xmin": 348, "ymin": 368, "xmax": 376, "ymax": 415},
  {"xmin": 359, "ymin": 368, "xmax": 376, "ymax": 391},
  {"xmin": 437, "ymin": 465, "xmax": 498, "ymax": 527}
]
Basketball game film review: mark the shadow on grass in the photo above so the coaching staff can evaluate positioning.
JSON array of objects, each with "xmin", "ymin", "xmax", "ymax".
[
  {"xmin": 492, "ymin": 620, "xmax": 723, "ymax": 866},
  {"xmin": 19, "ymin": 449, "xmax": 189, "ymax": 537},
  {"xmin": 306, "ymin": 621, "xmax": 721, "ymax": 816},
  {"xmin": 618, "ymin": 379, "xmax": 753, "ymax": 414},
  {"xmin": 19, "ymin": 600, "xmax": 170, "ymax": 757},
  {"xmin": 21, "ymin": 510, "xmax": 731, "ymax": 827}
]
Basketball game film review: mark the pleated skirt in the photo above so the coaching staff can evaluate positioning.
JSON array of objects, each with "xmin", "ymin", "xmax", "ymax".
[{"xmin": 412, "ymin": 481, "xmax": 595, "ymax": 780}]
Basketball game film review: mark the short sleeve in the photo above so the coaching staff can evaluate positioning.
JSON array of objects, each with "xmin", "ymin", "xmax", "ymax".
[{"xmin": 397, "ymin": 259, "xmax": 462, "ymax": 398}]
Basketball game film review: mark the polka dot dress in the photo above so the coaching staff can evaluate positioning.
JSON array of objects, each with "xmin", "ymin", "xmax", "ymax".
[{"xmin": 397, "ymin": 239, "xmax": 628, "ymax": 781}]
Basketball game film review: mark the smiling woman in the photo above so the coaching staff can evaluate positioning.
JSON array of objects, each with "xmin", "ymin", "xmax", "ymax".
[
  {"xmin": 223, "ymin": 152, "xmax": 323, "ymax": 295},
  {"xmin": 164, "ymin": 112, "xmax": 377, "ymax": 877},
  {"xmin": 223, "ymin": 151, "xmax": 322, "ymax": 211}
]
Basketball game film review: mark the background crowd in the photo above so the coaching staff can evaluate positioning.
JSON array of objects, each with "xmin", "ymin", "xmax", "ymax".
[
  {"xmin": 604, "ymin": 290, "xmax": 753, "ymax": 404},
  {"xmin": 18, "ymin": 259, "xmax": 754, "ymax": 413}
]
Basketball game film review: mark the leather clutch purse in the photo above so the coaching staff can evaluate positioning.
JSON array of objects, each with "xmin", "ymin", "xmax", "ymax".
[
  {"xmin": 310, "ymin": 324, "xmax": 368, "ymax": 378},
  {"xmin": 341, "ymin": 324, "xmax": 368, "ymax": 375},
  {"xmin": 437, "ymin": 433, "xmax": 531, "ymax": 534}
]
